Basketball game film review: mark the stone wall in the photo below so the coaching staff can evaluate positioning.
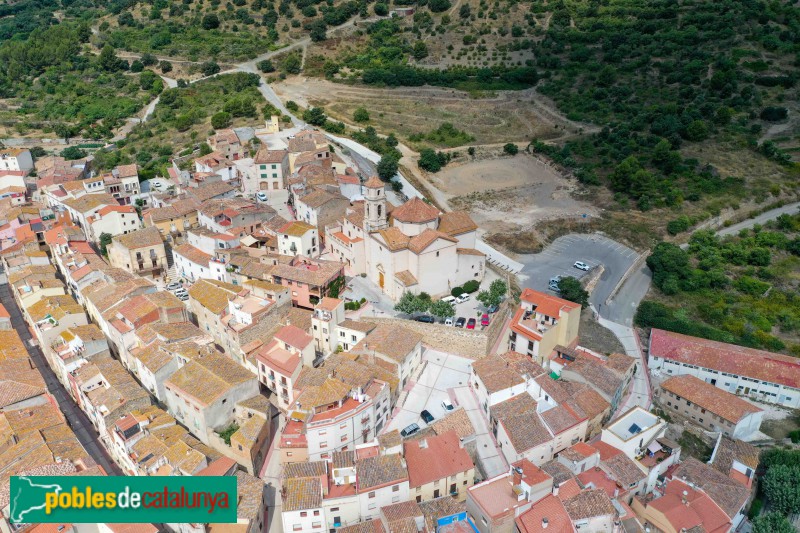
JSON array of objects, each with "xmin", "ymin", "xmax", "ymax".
[{"xmin": 363, "ymin": 302, "xmax": 512, "ymax": 359}]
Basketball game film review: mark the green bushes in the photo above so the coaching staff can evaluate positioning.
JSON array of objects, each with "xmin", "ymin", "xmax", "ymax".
[
  {"xmin": 451, "ymin": 286, "xmax": 465, "ymax": 297},
  {"xmin": 667, "ymin": 216, "xmax": 691, "ymax": 235},
  {"xmin": 345, "ymin": 298, "xmax": 367, "ymax": 311},
  {"xmin": 409, "ymin": 123, "xmax": 474, "ymax": 148},
  {"xmin": 462, "ymin": 280, "xmax": 480, "ymax": 293}
]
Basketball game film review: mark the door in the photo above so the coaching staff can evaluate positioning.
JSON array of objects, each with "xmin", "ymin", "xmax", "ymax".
[{"xmin": 378, "ymin": 272, "xmax": 384, "ymax": 288}]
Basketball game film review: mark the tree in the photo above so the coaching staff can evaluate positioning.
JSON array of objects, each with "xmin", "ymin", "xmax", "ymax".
[
  {"xmin": 281, "ymin": 53, "xmax": 302, "ymax": 74},
  {"xmin": 60, "ymin": 146, "xmax": 87, "ymax": 160},
  {"xmin": 198, "ymin": 143, "xmax": 213, "ymax": 156},
  {"xmin": 303, "ymin": 107, "xmax": 327, "ymax": 126},
  {"xmin": 286, "ymin": 101, "xmax": 299, "ymax": 112},
  {"xmin": 307, "ymin": 19, "xmax": 327, "ymax": 42},
  {"xmin": 159, "ymin": 60, "xmax": 172, "ymax": 73},
  {"xmin": 374, "ymin": 2, "xmax": 388, "ymax": 15},
  {"xmin": 201, "ymin": 61, "xmax": 220, "ymax": 76},
  {"xmin": 763, "ymin": 464, "xmax": 800, "ymax": 515},
  {"xmin": 468, "ymin": 147, "xmax": 475, "ymax": 156},
  {"xmin": 353, "ymin": 107, "xmax": 370, "ymax": 123},
  {"xmin": 98, "ymin": 45, "xmax": 121, "ymax": 72},
  {"xmin": 430, "ymin": 299, "xmax": 455, "ymax": 319},
  {"xmin": 477, "ymin": 279, "xmax": 507, "ymax": 308},
  {"xmin": 99, "ymin": 233, "xmax": 113, "ymax": 256},
  {"xmin": 394, "ymin": 292, "xmax": 429, "ymax": 315},
  {"xmin": 386, "ymin": 133, "xmax": 398, "ymax": 147},
  {"xmin": 140, "ymin": 53, "xmax": 157, "ymax": 66},
  {"xmin": 557, "ymin": 277, "xmax": 589, "ymax": 307},
  {"xmin": 647, "ymin": 242, "xmax": 691, "ymax": 294},
  {"xmin": 377, "ymin": 155, "xmax": 399, "ymax": 180},
  {"xmin": 685, "ymin": 120, "xmax": 709, "ymax": 141},
  {"xmin": 130, "ymin": 60, "xmax": 144, "ymax": 73},
  {"xmin": 202, "ymin": 13, "xmax": 220, "ymax": 29},
  {"xmin": 418, "ymin": 148, "xmax": 442, "ymax": 172},
  {"xmin": 257, "ymin": 59, "xmax": 275, "ymax": 73},
  {"xmin": 460, "ymin": 4, "xmax": 471, "ymax": 18},
  {"xmin": 503, "ymin": 143, "xmax": 519, "ymax": 155},
  {"xmin": 752, "ymin": 513, "xmax": 794, "ymax": 533},
  {"xmin": 428, "ymin": 0, "xmax": 451, "ymax": 12},
  {"xmin": 413, "ymin": 41, "xmax": 429, "ymax": 60},
  {"xmin": 211, "ymin": 111, "xmax": 232, "ymax": 129}
]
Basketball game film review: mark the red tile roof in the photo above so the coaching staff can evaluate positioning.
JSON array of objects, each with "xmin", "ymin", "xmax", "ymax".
[
  {"xmin": 520, "ymin": 288, "xmax": 581, "ymax": 316},
  {"xmin": 404, "ymin": 431, "xmax": 474, "ymax": 489},
  {"xmin": 391, "ymin": 197, "xmax": 439, "ymax": 224},
  {"xmin": 649, "ymin": 328, "xmax": 800, "ymax": 389},
  {"xmin": 274, "ymin": 324, "xmax": 313, "ymax": 350},
  {"xmin": 587, "ymin": 441, "xmax": 622, "ymax": 461},
  {"xmin": 648, "ymin": 479, "xmax": 731, "ymax": 533},
  {"xmin": 98, "ymin": 205, "xmax": 136, "ymax": 216},
  {"xmin": 196, "ymin": 456, "xmax": 237, "ymax": 476},
  {"xmin": 515, "ymin": 495, "xmax": 573, "ymax": 533},
  {"xmin": 661, "ymin": 374, "xmax": 762, "ymax": 423}
]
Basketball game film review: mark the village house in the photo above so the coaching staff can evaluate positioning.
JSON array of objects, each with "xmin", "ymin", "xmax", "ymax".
[
  {"xmin": 509, "ymin": 289, "xmax": 581, "ymax": 366},
  {"xmin": 208, "ymin": 129, "xmax": 246, "ymax": 160},
  {"xmin": 198, "ymin": 197, "xmax": 277, "ymax": 234},
  {"xmin": 249, "ymin": 148, "xmax": 289, "ymax": 194},
  {"xmin": 0, "ymin": 147, "xmax": 34, "ymax": 173},
  {"xmin": 656, "ymin": 374, "xmax": 763, "ymax": 439},
  {"xmin": 142, "ymin": 197, "xmax": 200, "ymax": 234},
  {"xmin": 131, "ymin": 337, "xmax": 216, "ymax": 401},
  {"xmin": 194, "ymin": 151, "xmax": 239, "ymax": 185},
  {"xmin": 310, "ymin": 297, "xmax": 375, "ymax": 355},
  {"xmin": 648, "ymin": 327, "xmax": 800, "ymax": 408},
  {"xmin": 23, "ymin": 292, "xmax": 88, "ymax": 352},
  {"xmin": 294, "ymin": 189, "xmax": 350, "ymax": 241},
  {"xmin": 356, "ymin": 452, "xmax": 411, "ymax": 522},
  {"xmin": 709, "ymin": 435, "xmax": 759, "ymax": 489},
  {"xmin": 550, "ymin": 346, "xmax": 635, "ymax": 413},
  {"xmin": 350, "ymin": 324, "xmax": 424, "ymax": 390},
  {"xmin": 404, "ymin": 430, "xmax": 475, "ymax": 503},
  {"xmin": 172, "ymin": 242, "xmax": 213, "ymax": 282},
  {"xmin": 86, "ymin": 205, "xmax": 143, "ymax": 241},
  {"xmin": 277, "ymin": 220, "xmax": 319, "ymax": 257},
  {"xmin": 107, "ymin": 163, "xmax": 141, "ymax": 205},
  {"xmin": 254, "ymin": 324, "xmax": 315, "ymax": 411},
  {"xmin": 107, "ymin": 226, "xmax": 168, "ymax": 279},
  {"xmin": 163, "ymin": 349, "xmax": 259, "ymax": 446},
  {"xmin": 470, "ymin": 351, "xmax": 547, "ymax": 415},
  {"xmin": 61, "ymin": 193, "xmax": 118, "ymax": 233},
  {"xmin": 270, "ymin": 256, "xmax": 345, "ymax": 309},
  {"xmin": 48, "ymin": 323, "xmax": 110, "ymax": 389}
]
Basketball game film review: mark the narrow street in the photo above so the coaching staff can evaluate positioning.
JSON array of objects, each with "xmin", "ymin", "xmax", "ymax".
[{"xmin": 0, "ymin": 271, "xmax": 123, "ymax": 476}]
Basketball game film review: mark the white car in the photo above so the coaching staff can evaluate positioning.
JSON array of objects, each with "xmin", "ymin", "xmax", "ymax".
[
  {"xmin": 256, "ymin": 192, "xmax": 268, "ymax": 202},
  {"xmin": 442, "ymin": 400, "xmax": 454, "ymax": 411},
  {"xmin": 455, "ymin": 293, "xmax": 470, "ymax": 304},
  {"xmin": 573, "ymin": 261, "xmax": 591, "ymax": 271},
  {"xmin": 444, "ymin": 317, "xmax": 454, "ymax": 326}
]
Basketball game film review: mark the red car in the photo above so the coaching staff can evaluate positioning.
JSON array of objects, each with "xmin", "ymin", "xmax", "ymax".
[
  {"xmin": 466, "ymin": 318, "xmax": 476, "ymax": 330},
  {"xmin": 481, "ymin": 314, "xmax": 490, "ymax": 327}
]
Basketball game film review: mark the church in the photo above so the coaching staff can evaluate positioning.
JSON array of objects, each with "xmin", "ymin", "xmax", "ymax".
[{"xmin": 326, "ymin": 176, "xmax": 486, "ymax": 301}]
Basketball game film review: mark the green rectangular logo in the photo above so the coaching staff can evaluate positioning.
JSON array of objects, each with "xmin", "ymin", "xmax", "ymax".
[{"xmin": 10, "ymin": 476, "xmax": 238, "ymax": 524}]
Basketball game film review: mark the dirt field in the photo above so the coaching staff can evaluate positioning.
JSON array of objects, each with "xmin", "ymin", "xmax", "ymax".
[
  {"xmin": 445, "ymin": 153, "xmax": 599, "ymax": 232},
  {"xmin": 271, "ymin": 77, "xmax": 577, "ymax": 144}
]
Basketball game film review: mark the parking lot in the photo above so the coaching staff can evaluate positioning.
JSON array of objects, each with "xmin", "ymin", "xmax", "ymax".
[
  {"xmin": 385, "ymin": 349, "xmax": 507, "ymax": 479},
  {"xmin": 517, "ymin": 234, "xmax": 639, "ymax": 309}
]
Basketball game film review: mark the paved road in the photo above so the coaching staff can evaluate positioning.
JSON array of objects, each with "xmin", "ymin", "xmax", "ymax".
[
  {"xmin": 716, "ymin": 201, "xmax": 800, "ymax": 238},
  {"xmin": 517, "ymin": 234, "xmax": 645, "ymax": 322},
  {"xmin": 0, "ymin": 273, "xmax": 123, "ymax": 476}
]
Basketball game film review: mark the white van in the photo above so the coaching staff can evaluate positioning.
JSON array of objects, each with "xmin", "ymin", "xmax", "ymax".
[{"xmin": 441, "ymin": 295, "xmax": 456, "ymax": 304}]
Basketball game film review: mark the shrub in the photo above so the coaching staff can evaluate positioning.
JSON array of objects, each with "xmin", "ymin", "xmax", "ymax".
[
  {"xmin": 666, "ymin": 215, "xmax": 691, "ymax": 235},
  {"xmin": 503, "ymin": 143, "xmax": 519, "ymax": 155},
  {"xmin": 761, "ymin": 106, "xmax": 788, "ymax": 122},
  {"xmin": 451, "ymin": 286, "xmax": 465, "ymax": 297},
  {"xmin": 202, "ymin": 14, "xmax": 220, "ymax": 30},
  {"xmin": 353, "ymin": 107, "xmax": 370, "ymax": 122},
  {"xmin": 257, "ymin": 59, "xmax": 275, "ymax": 73},
  {"xmin": 463, "ymin": 280, "xmax": 480, "ymax": 293},
  {"xmin": 374, "ymin": 2, "xmax": 388, "ymax": 15}
]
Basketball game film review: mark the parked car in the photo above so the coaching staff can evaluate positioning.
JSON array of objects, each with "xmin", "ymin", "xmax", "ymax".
[
  {"xmin": 455, "ymin": 293, "xmax": 470, "ymax": 304},
  {"xmin": 256, "ymin": 191, "xmax": 268, "ymax": 202},
  {"xmin": 421, "ymin": 410, "xmax": 435, "ymax": 424},
  {"xmin": 487, "ymin": 304, "xmax": 499, "ymax": 314},
  {"xmin": 481, "ymin": 314, "xmax": 490, "ymax": 327},
  {"xmin": 174, "ymin": 287, "xmax": 188, "ymax": 296},
  {"xmin": 401, "ymin": 423, "xmax": 420, "ymax": 437},
  {"xmin": 466, "ymin": 318, "xmax": 476, "ymax": 330},
  {"xmin": 442, "ymin": 400, "xmax": 454, "ymax": 412},
  {"xmin": 444, "ymin": 317, "xmax": 454, "ymax": 326},
  {"xmin": 573, "ymin": 260, "xmax": 591, "ymax": 271},
  {"xmin": 176, "ymin": 293, "xmax": 189, "ymax": 301},
  {"xmin": 414, "ymin": 315, "xmax": 435, "ymax": 323},
  {"xmin": 455, "ymin": 317, "xmax": 466, "ymax": 328},
  {"xmin": 441, "ymin": 295, "xmax": 456, "ymax": 304},
  {"xmin": 166, "ymin": 282, "xmax": 182, "ymax": 291}
]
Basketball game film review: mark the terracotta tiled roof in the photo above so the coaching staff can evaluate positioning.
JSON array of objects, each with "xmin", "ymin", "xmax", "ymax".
[
  {"xmin": 271, "ymin": 259, "xmax": 342, "ymax": 287},
  {"xmin": 297, "ymin": 189, "xmax": 344, "ymax": 209},
  {"xmin": 407, "ymin": 229, "xmax": 457, "ymax": 254},
  {"xmin": 339, "ymin": 319, "xmax": 376, "ymax": 334},
  {"xmin": 364, "ymin": 176, "xmax": 383, "ymax": 189},
  {"xmin": 295, "ymin": 377, "xmax": 351, "ymax": 410},
  {"xmin": 285, "ymin": 460, "xmax": 328, "ymax": 480},
  {"xmin": 496, "ymin": 401, "xmax": 552, "ymax": 453},
  {"xmin": 376, "ymin": 227, "xmax": 410, "ymax": 251},
  {"xmin": 418, "ymin": 497, "xmax": 466, "ymax": 532},
  {"xmin": 188, "ymin": 279, "xmax": 238, "ymax": 314},
  {"xmin": 429, "ymin": 408, "xmax": 475, "ymax": 440},
  {"xmin": 356, "ymin": 453, "xmax": 408, "ymax": 490},
  {"xmin": 648, "ymin": 479, "xmax": 731, "ymax": 533},
  {"xmin": 116, "ymin": 164, "xmax": 139, "ymax": 178},
  {"xmin": 113, "ymin": 226, "xmax": 163, "ymax": 250},
  {"xmin": 274, "ymin": 324, "xmax": 313, "ymax": 350},
  {"xmin": 254, "ymin": 148, "xmax": 287, "ymax": 164},
  {"xmin": 560, "ymin": 382, "xmax": 610, "ymax": 421},
  {"xmin": 283, "ymin": 477, "xmax": 322, "ymax": 511},
  {"xmin": 562, "ymin": 489, "xmax": 616, "ymax": 520},
  {"xmin": 540, "ymin": 405, "xmax": 585, "ymax": 435},
  {"xmin": 515, "ymin": 495, "xmax": 572, "ymax": 533},
  {"xmin": 391, "ymin": 197, "xmax": 439, "ymax": 224},
  {"xmin": 472, "ymin": 355, "xmax": 526, "ymax": 394},
  {"xmin": 279, "ymin": 220, "xmax": 315, "ymax": 237},
  {"xmin": 540, "ymin": 459, "xmax": 576, "ymax": 486},
  {"xmin": 602, "ymin": 453, "xmax": 646, "ymax": 487},
  {"xmin": 651, "ymin": 328, "xmax": 800, "ymax": 389},
  {"xmin": 559, "ymin": 442, "xmax": 598, "ymax": 462},
  {"xmin": 404, "ymin": 431, "xmax": 474, "ymax": 488},
  {"xmin": 711, "ymin": 436, "xmax": 760, "ymax": 473},
  {"xmin": 661, "ymin": 374, "xmax": 761, "ymax": 423},
  {"xmin": 173, "ymin": 243, "xmax": 211, "ymax": 268},
  {"xmin": 456, "ymin": 248, "xmax": 485, "ymax": 257},
  {"xmin": 437, "ymin": 211, "xmax": 477, "ymax": 236},
  {"xmin": 395, "ymin": 270, "xmax": 418, "ymax": 287},
  {"xmin": 491, "ymin": 393, "xmax": 538, "ymax": 421},
  {"xmin": 336, "ymin": 520, "xmax": 385, "ymax": 533},
  {"xmin": 165, "ymin": 351, "xmax": 255, "ymax": 406},
  {"xmin": 351, "ymin": 324, "xmax": 423, "ymax": 364},
  {"xmin": 62, "ymin": 193, "xmax": 117, "ymax": 214},
  {"xmin": 520, "ymin": 288, "xmax": 581, "ymax": 316},
  {"xmin": 670, "ymin": 458, "xmax": 750, "ymax": 519},
  {"xmin": 185, "ymin": 181, "xmax": 236, "ymax": 203}
]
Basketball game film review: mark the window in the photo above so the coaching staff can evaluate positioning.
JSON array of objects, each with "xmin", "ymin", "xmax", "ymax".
[
  {"xmin": 341, "ymin": 435, "xmax": 347, "ymax": 442},
  {"xmin": 392, "ymin": 485, "xmax": 399, "ymax": 492},
  {"xmin": 392, "ymin": 496, "xmax": 400, "ymax": 503},
  {"xmin": 312, "ymin": 522, "xmax": 321, "ymax": 529},
  {"xmin": 300, "ymin": 512, "xmax": 307, "ymax": 518},
  {"xmin": 368, "ymin": 491, "xmax": 375, "ymax": 499},
  {"xmin": 313, "ymin": 511, "xmax": 320, "ymax": 516},
  {"xmin": 330, "ymin": 508, "xmax": 339, "ymax": 512},
  {"xmin": 293, "ymin": 525, "xmax": 301, "ymax": 532},
  {"xmin": 436, "ymin": 251, "xmax": 440, "ymax": 257},
  {"xmin": 368, "ymin": 503, "xmax": 376, "ymax": 510},
  {"xmin": 351, "ymin": 335, "xmax": 357, "ymax": 342}
]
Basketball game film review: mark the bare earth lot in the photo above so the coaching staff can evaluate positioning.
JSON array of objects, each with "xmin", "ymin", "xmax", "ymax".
[
  {"xmin": 271, "ymin": 77, "xmax": 576, "ymax": 144},
  {"xmin": 445, "ymin": 153, "xmax": 598, "ymax": 233}
]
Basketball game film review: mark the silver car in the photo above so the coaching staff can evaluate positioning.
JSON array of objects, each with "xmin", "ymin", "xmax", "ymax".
[{"xmin": 573, "ymin": 261, "xmax": 591, "ymax": 271}]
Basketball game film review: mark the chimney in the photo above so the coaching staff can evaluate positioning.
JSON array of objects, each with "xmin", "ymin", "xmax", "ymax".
[
  {"xmin": 613, "ymin": 487, "xmax": 619, "ymax": 498},
  {"xmin": 541, "ymin": 518, "xmax": 549, "ymax": 529},
  {"xmin": 682, "ymin": 490, "xmax": 688, "ymax": 505},
  {"xmin": 552, "ymin": 484, "xmax": 559, "ymax": 497}
]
